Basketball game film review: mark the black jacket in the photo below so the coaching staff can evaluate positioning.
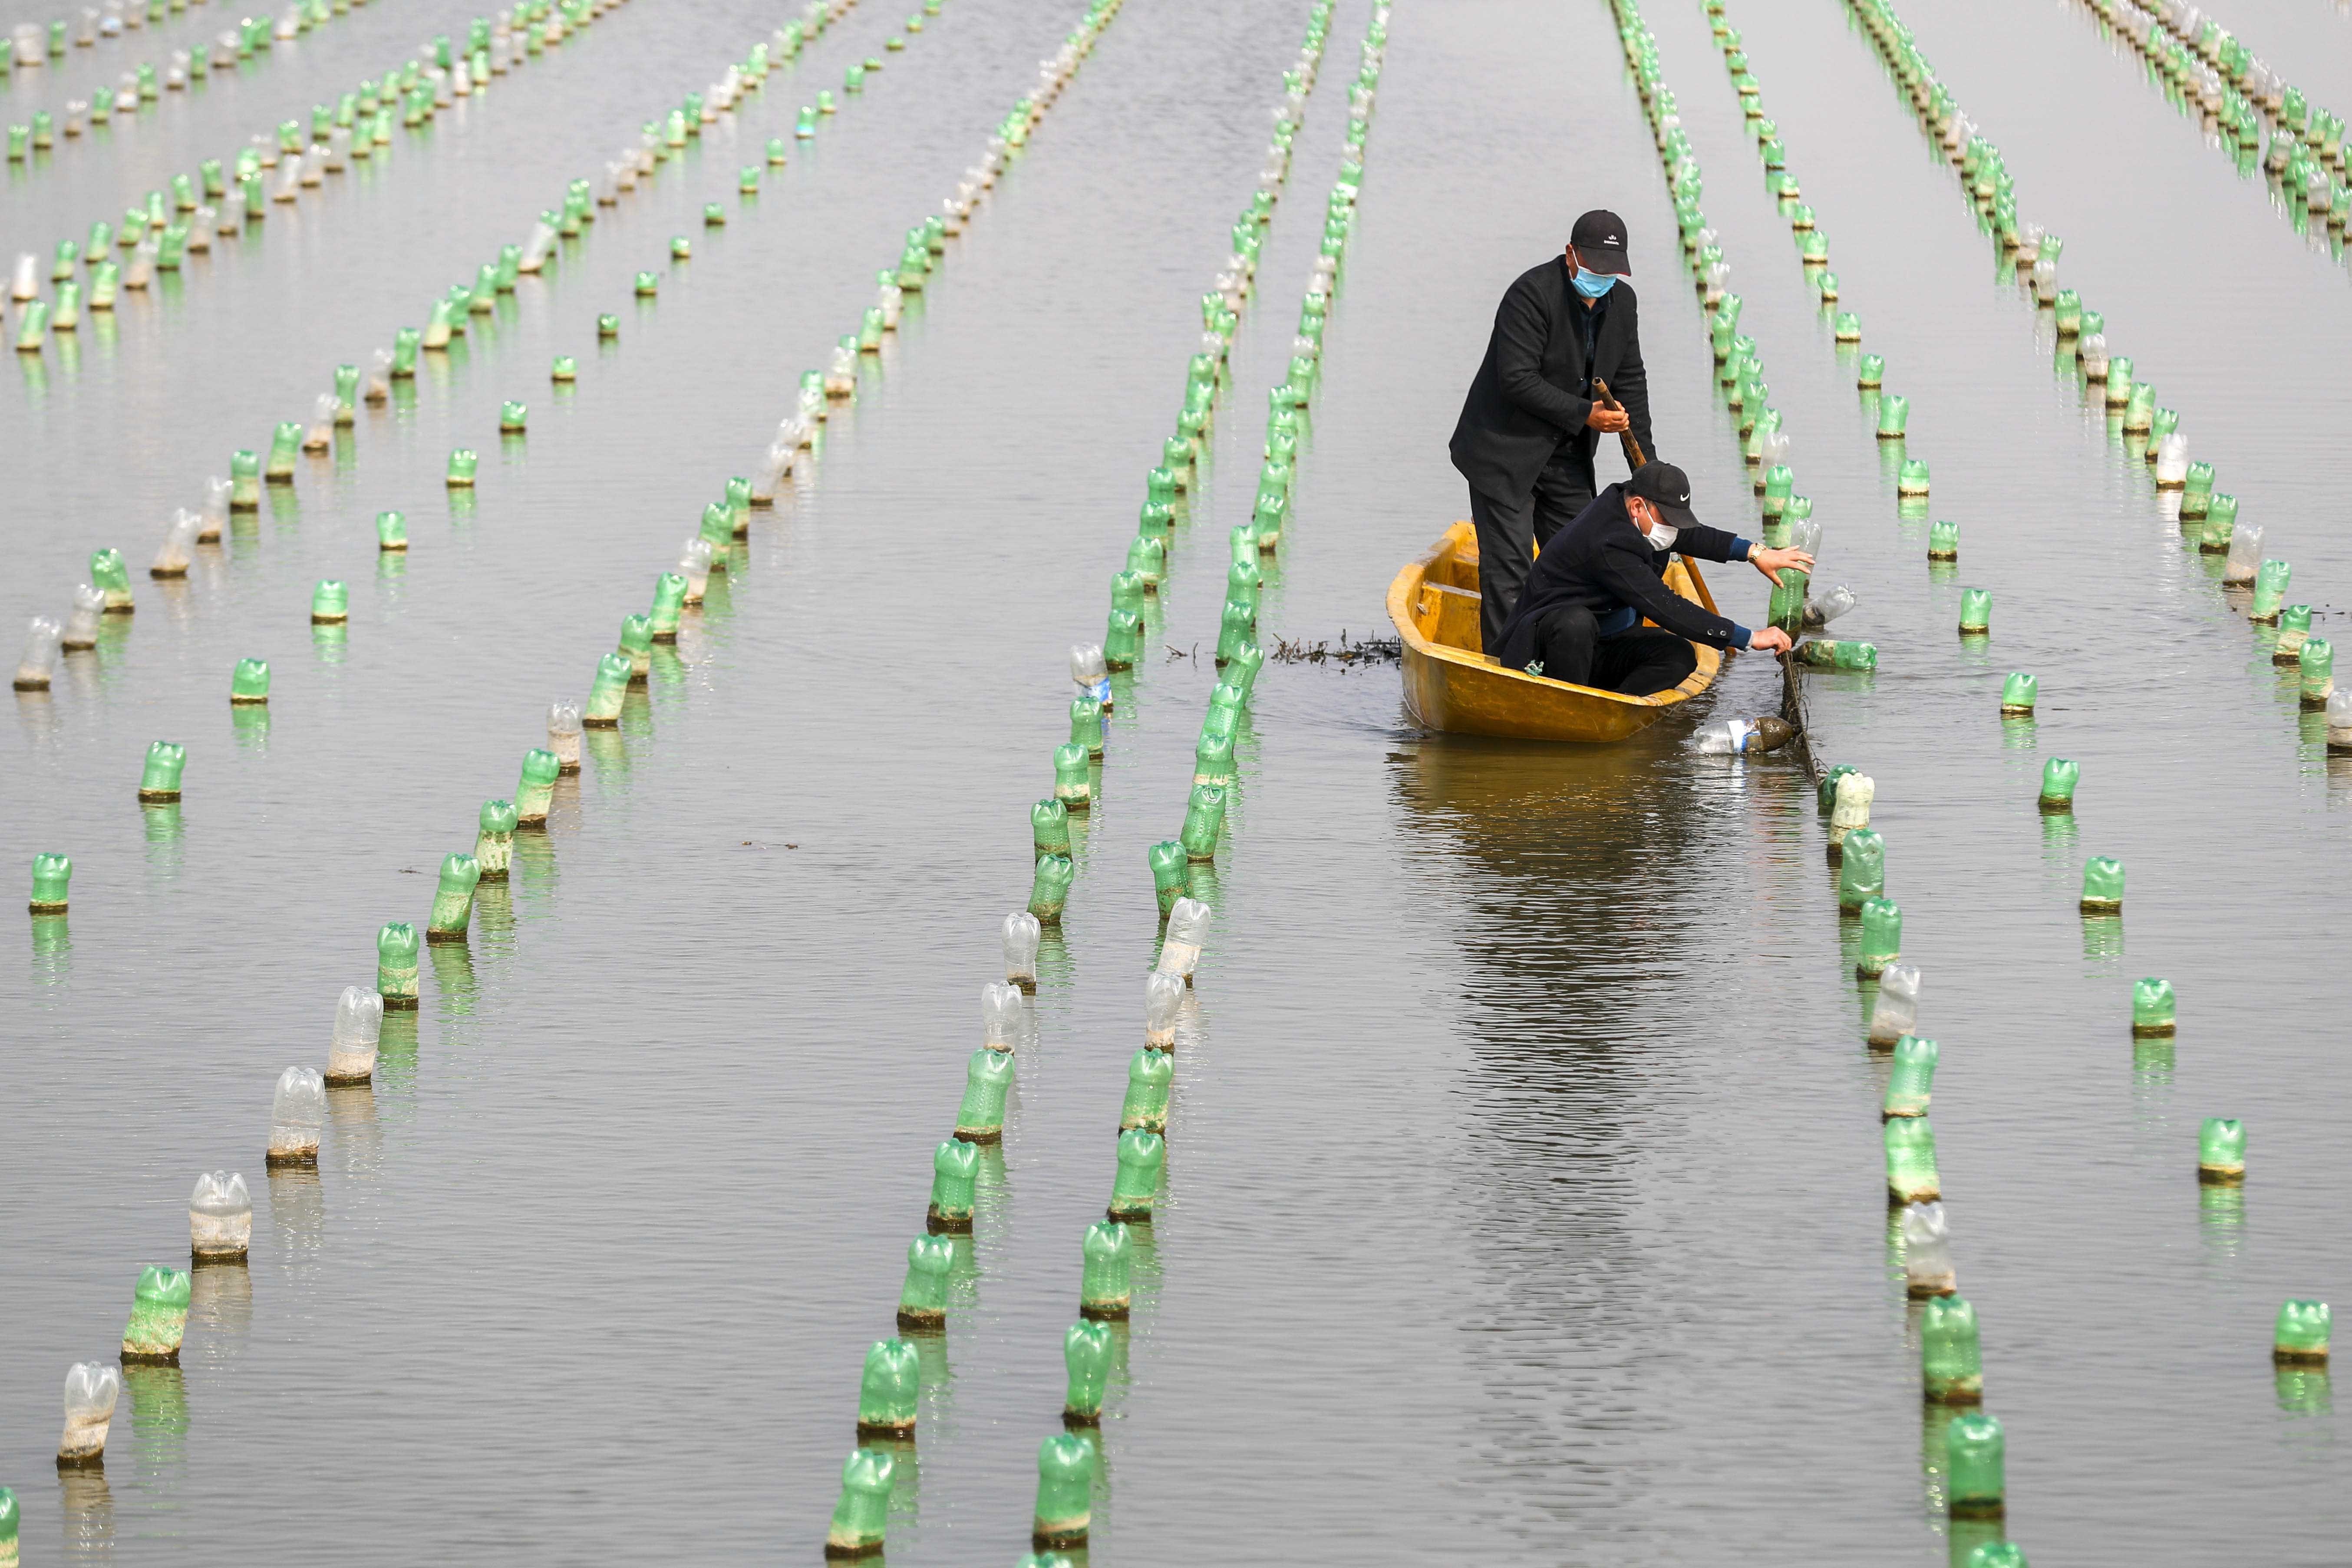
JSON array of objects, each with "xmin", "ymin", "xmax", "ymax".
[
  {"xmin": 1491, "ymin": 484, "xmax": 1748, "ymax": 670},
  {"xmin": 1449, "ymin": 258, "xmax": 1656, "ymax": 505}
]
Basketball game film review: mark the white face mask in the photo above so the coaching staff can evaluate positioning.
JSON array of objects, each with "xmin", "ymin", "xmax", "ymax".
[{"xmin": 1632, "ymin": 500, "xmax": 1678, "ymax": 551}]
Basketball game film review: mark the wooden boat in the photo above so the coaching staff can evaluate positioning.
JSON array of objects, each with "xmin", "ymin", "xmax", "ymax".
[{"xmin": 1386, "ymin": 520, "xmax": 1722, "ymax": 742}]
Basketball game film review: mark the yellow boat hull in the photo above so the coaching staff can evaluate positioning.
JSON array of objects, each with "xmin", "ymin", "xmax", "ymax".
[{"xmin": 1386, "ymin": 520, "xmax": 1722, "ymax": 743}]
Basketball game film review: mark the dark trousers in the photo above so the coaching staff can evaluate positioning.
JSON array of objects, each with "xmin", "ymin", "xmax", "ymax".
[
  {"xmin": 1466, "ymin": 451, "xmax": 1597, "ymax": 656},
  {"xmin": 1517, "ymin": 605, "xmax": 1696, "ymax": 696}
]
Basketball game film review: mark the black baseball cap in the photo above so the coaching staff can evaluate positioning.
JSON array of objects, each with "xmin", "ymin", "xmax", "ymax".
[
  {"xmin": 1570, "ymin": 208, "xmax": 1632, "ymax": 275},
  {"xmin": 1625, "ymin": 462, "xmax": 1699, "ymax": 530}
]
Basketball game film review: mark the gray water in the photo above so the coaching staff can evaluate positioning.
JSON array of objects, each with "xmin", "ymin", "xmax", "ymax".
[{"xmin": 1, "ymin": 0, "xmax": 2345, "ymax": 1561}]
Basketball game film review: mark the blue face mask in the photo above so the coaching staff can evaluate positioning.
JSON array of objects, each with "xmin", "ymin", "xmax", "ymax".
[{"xmin": 1572, "ymin": 266, "xmax": 1619, "ymax": 299}]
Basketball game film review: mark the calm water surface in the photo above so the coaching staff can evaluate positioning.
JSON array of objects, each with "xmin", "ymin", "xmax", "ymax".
[{"xmin": 1, "ymin": 0, "xmax": 2344, "ymax": 1562}]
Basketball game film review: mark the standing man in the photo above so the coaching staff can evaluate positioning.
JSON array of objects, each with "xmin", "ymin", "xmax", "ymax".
[{"xmin": 1449, "ymin": 209, "xmax": 1656, "ymax": 656}]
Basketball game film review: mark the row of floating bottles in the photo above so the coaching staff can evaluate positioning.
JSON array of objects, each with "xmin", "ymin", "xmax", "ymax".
[
  {"xmin": 7, "ymin": 0, "xmax": 289, "ymax": 78},
  {"xmin": 6, "ymin": 0, "xmax": 393, "ymax": 172},
  {"xmin": 1840, "ymin": 0, "xmax": 2344, "ymax": 736},
  {"xmin": 7, "ymin": 0, "xmax": 636, "ymax": 358},
  {"xmin": 6, "ymin": 0, "xmax": 992, "ymax": 1518},
  {"xmin": 2074, "ymin": 0, "xmax": 2352, "ymax": 238},
  {"xmin": 828, "ymin": 0, "xmax": 1401, "ymax": 1557},
  {"xmin": 8, "ymin": 0, "xmax": 884, "ymax": 700}
]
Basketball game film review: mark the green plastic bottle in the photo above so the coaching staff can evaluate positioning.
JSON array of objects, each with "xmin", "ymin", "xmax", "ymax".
[
  {"xmin": 1079, "ymin": 1221, "xmax": 1131, "ymax": 1319},
  {"xmin": 2038, "ymin": 758, "xmax": 2078, "ymax": 811},
  {"xmin": 2079, "ymin": 856, "xmax": 2124, "ymax": 914},
  {"xmin": 139, "ymin": 740, "xmax": 186, "ymax": 802},
  {"xmin": 894, "ymin": 1235, "xmax": 953, "ymax": 1331},
  {"xmin": 310, "ymin": 580, "xmax": 348, "ymax": 624},
  {"xmin": 1032, "ymin": 799, "xmax": 1071, "ymax": 859},
  {"xmin": 1148, "ymin": 840, "xmax": 1189, "ymax": 917},
  {"xmin": 1194, "ymin": 730, "xmax": 1235, "ymax": 787},
  {"xmin": 649, "ymin": 573, "xmax": 687, "ymax": 643},
  {"xmin": 91, "ymin": 547, "xmax": 134, "ymax": 611},
  {"xmin": 1876, "ymin": 391, "xmax": 1909, "ymax": 438},
  {"xmin": 2000, "ymin": 673, "xmax": 2035, "ymax": 714},
  {"xmin": 1062, "ymin": 1320, "xmax": 1114, "ymax": 1424},
  {"xmin": 230, "ymin": 658, "xmax": 271, "ymax": 704},
  {"xmin": 855, "ymin": 1338, "xmax": 919, "ymax": 1438},
  {"xmin": 2131, "ymin": 977, "xmax": 2175, "ymax": 1037},
  {"xmin": 2197, "ymin": 1117, "xmax": 2245, "ymax": 1182},
  {"xmin": 2251, "ymin": 559, "xmax": 2291, "ymax": 623},
  {"xmin": 515, "ymin": 749, "xmax": 561, "ymax": 828},
  {"xmin": 1921, "ymin": 1295, "xmax": 1983, "ymax": 1403},
  {"xmin": 1857, "ymin": 353, "xmax": 1884, "ymax": 389},
  {"xmin": 1793, "ymin": 640, "xmax": 1876, "ymax": 671},
  {"xmin": 1107, "ymin": 1129, "xmax": 1165, "ymax": 1220},
  {"xmin": 1104, "ymin": 608, "xmax": 1143, "ymax": 670},
  {"xmin": 1959, "ymin": 587, "xmax": 1991, "ymax": 635},
  {"xmin": 1857, "ymin": 897, "xmax": 1901, "ymax": 977},
  {"xmin": 1069, "ymin": 695, "xmax": 1104, "ymax": 760},
  {"xmin": 446, "ymin": 449, "xmax": 478, "ymax": 488},
  {"xmin": 473, "ymin": 799, "xmax": 517, "ymax": 881},
  {"xmin": 377, "ymin": 511, "xmax": 408, "ymax": 552},
  {"xmin": 426, "ymin": 852, "xmax": 481, "ymax": 942},
  {"xmin": 927, "ymin": 1138, "xmax": 979, "ymax": 1232},
  {"xmin": 2275, "ymin": 605, "xmax": 2313, "ymax": 666},
  {"xmin": 2299, "ymin": 638, "xmax": 2334, "ymax": 708},
  {"xmin": 377, "ymin": 921, "xmax": 420, "ymax": 1007},
  {"xmin": 29, "ymin": 852, "xmax": 72, "ymax": 914},
  {"xmin": 265, "ymin": 420, "xmax": 302, "ymax": 482},
  {"xmin": 1928, "ymin": 519, "xmax": 1959, "ymax": 561},
  {"xmin": 1181, "ymin": 782, "xmax": 1227, "ymax": 862},
  {"xmin": 584, "ymin": 652, "xmax": 631, "ymax": 726},
  {"xmin": 955, "ymin": 1049, "xmax": 1015, "ymax": 1142},
  {"xmin": 1029, "ymin": 854, "xmax": 1074, "ymax": 924},
  {"xmin": 1898, "ymin": 457, "xmax": 1930, "ymax": 497},
  {"xmin": 1884, "ymin": 1116, "xmax": 1940, "ymax": 1205},
  {"xmin": 1817, "ymin": 763, "xmax": 1857, "ymax": 815},
  {"xmin": 822, "ymin": 1447, "xmax": 894, "ymax": 1557},
  {"xmin": 1837, "ymin": 828, "xmax": 1884, "ymax": 912},
  {"xmin": 1946, "ymin": 1412, "xmax": 2005, "ymax": 1517},
  {"xmin": 1032, "ymin": 1432, "xmax": 1097, "ymax": 1549},
  {"xmin": 2273, "ymin": 1301, "xmax": 2330, "ymax": 1365},
  {"xmin": 119, "ymin": 1266, "xmax": 192, "ymax": 1364},
  {"xmin": 1052, "ymin": 743, "xmax": 1092, "ymax": 813},
  {"xmin": 617, "ymin": 614, "xmax": 653, "ymax": 682},
  {"xmin": 1885, "ymin": 1034, "xmax": 1937, "ymax": 1117},
  {"xmin": 1120, "ymin": 1049, "xmax": 1172, "ymax": 1134}
]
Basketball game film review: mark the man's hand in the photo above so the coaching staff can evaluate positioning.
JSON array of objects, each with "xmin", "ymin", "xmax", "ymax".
[
  {"xmin": 1746, "ymin": 626, "xmax": 1793, "ymax": 654},
  {"xmin": 1585, "ymin": 403, "xmax": 1630, "ymax": 433},
  {"xmin": 1748, "ymin": 545, "xmax": 1813, "ymax": 584}
]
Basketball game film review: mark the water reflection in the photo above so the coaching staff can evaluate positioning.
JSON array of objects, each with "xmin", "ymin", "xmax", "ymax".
[
  {"xmin": 230, "ymin": 702, "xmax": 269, "ymax": 751},
  {"xmin": 2275, "ymin": 1368, "xmax": 2331, "ymax": 1417},
  {"xmin": 312, "ymin": 621, "xmax": 347, "ymax": 663},
  {"xmin": 142, "ymin": 802, "xmax": 182, "ymax": 881},
  {"xmin": 429, "ymin": 939, "xmax": 476, "ymax": 1021},
  {"xmin": 2081, "ymin": 914, "xmax": 2124, "ymax": 963},
  {"xmin": 31, "ymin": 913, "xmax": 71, "ymax": 984},
  {"xmin": 2197, "ymin": 1181, "xmax": 2245, "ymax": 1264},
  {"xmin": 326, "ymin": 1084, "xmax": 381, "ymax": 1182},
  {"xmin": 187, "ymin": 1260, "xmax": 251, "ymax": 1363},
  {"xmin": 472, "ymin": 879, "xmax": 515, "ymax": 949},
  {"xmin": 969, "ymin": 1141, "xmax": 1010, "ymax": 1233},
  {"xmin": 267, "ymin": 1166, "xmax": 324, "ymax": 1281},
  {"xmin": 122, "ymin": 1361, "xmax": 189, "ymax": 1499},
  {"xmin": 57, "ymin": 1466, "xmax": 113, "ymax": 1560}
]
